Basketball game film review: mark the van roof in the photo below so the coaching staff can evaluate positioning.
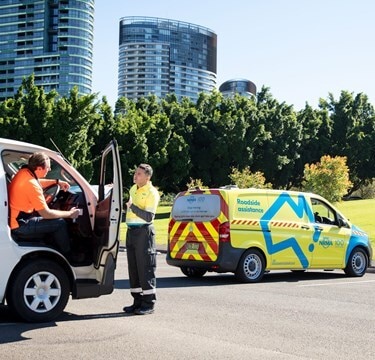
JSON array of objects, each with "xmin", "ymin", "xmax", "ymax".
[{"xmin": 186, "ymin": 186, "xmax": 316, "ymax": 198}]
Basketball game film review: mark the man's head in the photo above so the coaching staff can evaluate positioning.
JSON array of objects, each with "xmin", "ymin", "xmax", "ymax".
[
  {"xmin": 133, "ymin": 163, "xmax": 153, "ymax": 187},
  {"xmin": 138, "ymin": 164, "xmax": 153, "ymax": 177},
  {"xmin": 28, "ymin": 152, "xmax": 51, "ymax": 177}
]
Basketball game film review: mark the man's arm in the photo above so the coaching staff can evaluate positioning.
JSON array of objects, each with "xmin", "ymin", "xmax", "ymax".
[
  {"xmin": 128, "ymin": 204, "xmax": 155, "ymax": 223},
  {"xmin": 39, "ymin": 178, "xmax": 70, "ymax": 191},
  {"xmin": 38, "ymin": 206, "xmax": 81, "ymax": 220}
]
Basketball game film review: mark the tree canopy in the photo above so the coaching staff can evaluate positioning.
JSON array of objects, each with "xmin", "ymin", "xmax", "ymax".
[{"xmin": 1, "ymin": 75, "xmax": 374, "ymax": 196}]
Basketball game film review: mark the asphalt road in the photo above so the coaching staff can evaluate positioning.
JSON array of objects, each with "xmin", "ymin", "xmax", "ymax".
[{"xmin": 1, "ymin": 250, "xmax": 375, "ymax": 359}]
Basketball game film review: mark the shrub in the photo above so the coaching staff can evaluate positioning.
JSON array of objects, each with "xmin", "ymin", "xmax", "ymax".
[
  {"xmin": 186, "ymin": 178, "xmax": 207, "ymax": 190},
  {"xmin": 302, "ymin": 155, "xmax": 352, "ymax": 203},
  {"xmin": 229, "ymin": 167, "xmax": 272, "ymax": 189}
]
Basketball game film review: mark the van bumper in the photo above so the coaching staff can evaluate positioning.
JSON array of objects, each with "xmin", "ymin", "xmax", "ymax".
[{"xmin": 166, "ymin": 242, "xmax": 244, "ymax": 273}]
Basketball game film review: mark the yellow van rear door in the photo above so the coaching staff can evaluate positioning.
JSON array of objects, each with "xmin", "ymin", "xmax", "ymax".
[{"xmin": 168, "ymin": 190, "xmax": 228, "ymax": 262}]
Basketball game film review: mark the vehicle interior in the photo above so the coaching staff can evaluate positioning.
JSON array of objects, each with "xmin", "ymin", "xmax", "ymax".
[
  {"xmin": 1, "ymin": 150, "xmax": 98, "ymax": 265},
  {"xmin": 311, "ymin": 198, "xmax": 349, "ymax": 228}
]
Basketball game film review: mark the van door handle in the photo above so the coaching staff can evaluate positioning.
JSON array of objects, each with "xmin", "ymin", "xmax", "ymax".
[{"xmin": 301, "ymin": 225, "xmax": 310, "ymax": 230}]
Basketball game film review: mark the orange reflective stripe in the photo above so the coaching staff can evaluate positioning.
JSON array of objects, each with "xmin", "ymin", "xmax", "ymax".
[{"xmin": 270, "ymin": 221, "xmax": 300, "ymax": 228}]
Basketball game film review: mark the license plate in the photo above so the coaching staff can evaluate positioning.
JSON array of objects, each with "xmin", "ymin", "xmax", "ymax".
[{"xmin": 186, "ymin": 243, "xmax": 199, "ymax": 250}]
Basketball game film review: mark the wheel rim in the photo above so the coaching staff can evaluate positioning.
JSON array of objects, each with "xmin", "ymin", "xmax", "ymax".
[
  {"xmin": 350, "ymin": 251, "xmax": 366, "ymax": 274},
  {"xmin": 243, "ymin": 253, "xmax": 262, "ymax": 280},
  {"xmin": 23, "ymin": 271, "xmax": 62, "ymax": 313}
]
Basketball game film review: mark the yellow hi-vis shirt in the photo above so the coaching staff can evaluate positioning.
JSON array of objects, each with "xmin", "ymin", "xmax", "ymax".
[{"xmin": 126, "ymin": 181, "xmax": 160, "ymax": 225}]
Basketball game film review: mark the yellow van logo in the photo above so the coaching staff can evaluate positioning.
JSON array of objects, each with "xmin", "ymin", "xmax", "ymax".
[{"xmin": 260, "ymin": 193, "xmax": 320, "ymax": 268}]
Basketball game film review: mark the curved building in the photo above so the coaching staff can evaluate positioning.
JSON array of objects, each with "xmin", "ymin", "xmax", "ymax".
[
  {"xmin": 0, "ymin": 0, "xmax": 94, "ymax": 101},
  {"xmin": 118, "ymin": 16, "xmax": 217, "ymax": 102},
  {"xmin": 219, "ymin": 79, "xmax": 257, "ymax": 99}
]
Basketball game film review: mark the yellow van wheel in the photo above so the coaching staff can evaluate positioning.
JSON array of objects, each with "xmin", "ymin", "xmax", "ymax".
[
  {"xmin": 235, "ymin": 249, "xmax": 265, "ymax": 283},
  {"xmin": 344, "ymin": 247, "xmax": 368, "ymax": 277}
]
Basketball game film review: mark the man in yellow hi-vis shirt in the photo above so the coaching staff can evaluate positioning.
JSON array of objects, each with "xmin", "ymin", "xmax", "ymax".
[{"xmin": 123, "ymin": 164, "xmax": 160, "ymax": 315}]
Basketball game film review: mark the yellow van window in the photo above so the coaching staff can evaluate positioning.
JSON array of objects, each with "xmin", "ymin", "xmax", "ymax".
[
  {"xmin": 172, "ymin": 194, "xmax": 221, "ymax": 221},
  {"xmin": 311, "ymin": 198, "xmax": 336, "ymax": 225}
]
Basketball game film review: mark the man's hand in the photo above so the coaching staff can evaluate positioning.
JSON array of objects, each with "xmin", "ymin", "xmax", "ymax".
[
  {"xmin": 59, "ymin": 180, "xmax": 70, "ymax": 191},
  {"xmin": 68, "ymin": 207, "xmax": 81, "ymax": 219}
]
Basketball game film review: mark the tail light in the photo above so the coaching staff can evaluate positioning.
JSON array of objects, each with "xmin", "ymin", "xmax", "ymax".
[{"xmin": 219, "ymin": 221, "xmax": 230, "ymax": 243}]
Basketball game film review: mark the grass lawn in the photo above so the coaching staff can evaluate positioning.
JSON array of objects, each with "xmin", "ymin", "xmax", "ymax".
[
  {"xmin": 119, "ymin": 200, "xmax": 374, "ymax": 259},
  {"xmin": 334, "ymin": 198, "xmax": 375, "ymax": 251},
  {"xmin": 119, "ymin": 206, "xmax": 170, "ymax": 248}
]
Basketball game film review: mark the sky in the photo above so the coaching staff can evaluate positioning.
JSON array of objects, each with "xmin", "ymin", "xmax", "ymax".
[{"xmin": 92, "ymin": 0, "xmax": 375, "ymax": 110}]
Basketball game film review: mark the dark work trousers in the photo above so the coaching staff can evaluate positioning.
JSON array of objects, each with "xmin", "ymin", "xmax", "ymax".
[
  {"xmin": 126, "ymin": 224, "xmax": 157, "ymax": 308},
  {"xmin": 12, "ymin": 217, "xmax": 71, "ymax": 256}
]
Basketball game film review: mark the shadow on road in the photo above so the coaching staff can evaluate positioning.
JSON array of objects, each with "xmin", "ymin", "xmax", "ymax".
[
  {"xmin": 114, "ymin": 269, "xmax": 347, "ymax": 290},
  {"xmin": 0, "ymin": 270, "xmax": 349, "ymax": 344},
  {"xmin": 0, "ymin": 306, "xmax": 130, "ymax": 345}
]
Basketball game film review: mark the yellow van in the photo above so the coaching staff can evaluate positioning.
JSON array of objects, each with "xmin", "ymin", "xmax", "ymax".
[{"xmin": 166, "ymin": 187, "xmax": 372, "ymax": 282}]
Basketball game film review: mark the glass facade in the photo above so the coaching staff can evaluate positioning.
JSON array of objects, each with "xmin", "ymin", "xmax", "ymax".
[
  {"xmin": 118, "ymin": 16, "xmax": 217, "ymax": 102},
  {"xmin": 219, "ymin": 79, "xmax": 257, "ymax": 99},
  {"xmin": 0, "ymin": 0, "xmax": 94, "ymax": 101}
]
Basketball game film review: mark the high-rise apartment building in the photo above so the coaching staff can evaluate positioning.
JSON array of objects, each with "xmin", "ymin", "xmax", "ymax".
[
  {"xmin": 0, "ymin": 0, "xmax": 94, "ymax": 101},
  {"xmin": 118, "ymin": 16, "xmax": 217, "ymax": 102},
  {"xmin": 219, "ymin": 79, "xmax": 257, "ymax": 99}
]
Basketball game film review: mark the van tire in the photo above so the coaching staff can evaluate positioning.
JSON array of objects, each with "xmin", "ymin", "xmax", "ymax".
[
  {"xmin": 180, "ymin": 266, "xmax": 207, "ymax": 278},
  {"xmin": 6, "ymin": 259, "xmax": 70, "ymax": 323},
  {"xmin": 235, "ymin": 249, "xmax": 265, "ymax": 283},
  {"xmin": 344, "ymin": 247, "xmax": 368, "ymax": 277}
]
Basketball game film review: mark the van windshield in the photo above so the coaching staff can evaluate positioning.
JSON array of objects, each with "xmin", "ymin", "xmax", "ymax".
[{"xmin": 172, "ymin": 194, "xmax": 221, "ymax": 222}]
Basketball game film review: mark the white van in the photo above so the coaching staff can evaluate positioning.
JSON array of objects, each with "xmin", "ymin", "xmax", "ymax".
[{"xmin": 0, "ymin": 138, "xmax": 123, "ymax": 322}]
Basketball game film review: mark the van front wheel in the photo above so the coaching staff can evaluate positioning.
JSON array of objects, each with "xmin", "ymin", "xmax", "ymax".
[
  {"xmin": 344, "ymin": 247, "xmax": 368, "ymax": 277},
  {"xmin": 235, "ymin": 249, "xmax": 265, "ymax": 283},
  {"xmin": 180, "ymin": 266, "xmax": 207, "ymax": 278},
  {"xmin": 6, "ymin": 259, "xmax": 70, "ymax": 322}
]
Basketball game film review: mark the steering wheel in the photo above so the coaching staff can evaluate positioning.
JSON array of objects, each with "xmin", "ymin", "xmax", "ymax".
[{"xmin": 43, "ymin": 183, "xmax": 61, "ymax": 205}]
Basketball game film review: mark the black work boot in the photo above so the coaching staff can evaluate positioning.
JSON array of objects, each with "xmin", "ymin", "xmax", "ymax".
[
  {"xmin": 134, "ymin": 306, "xmax": 154, "ymax": 315},
  {"xmin": 134, "ymin": 294, "xmax": 155, "ymax": 315},
  {"xmin": 123, "ymin": 294, "xmax": 142, "ymax": 313}
]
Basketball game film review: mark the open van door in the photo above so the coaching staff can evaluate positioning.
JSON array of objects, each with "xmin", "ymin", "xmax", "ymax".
[{"xmin": 93, "ymin": 140, "xmax": 123, "ymax": 272}]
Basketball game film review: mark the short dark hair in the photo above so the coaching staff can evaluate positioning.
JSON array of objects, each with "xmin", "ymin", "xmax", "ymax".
[
  {"xmin": 138, "ymin": 163, "xmax": 153, "ymax": 177},
  {"xmin": 28, "ymin": 152, "xmax": 50, "ymax": 172}
]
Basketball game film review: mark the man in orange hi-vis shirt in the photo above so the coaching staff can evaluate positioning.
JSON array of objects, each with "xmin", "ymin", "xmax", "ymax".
[{"xmin": 9, "ymin": 152, "xmax": 81, "ymax": 257}]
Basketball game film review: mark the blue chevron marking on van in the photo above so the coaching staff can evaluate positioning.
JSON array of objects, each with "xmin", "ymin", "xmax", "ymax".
[{"xmin": 260, "ymin": 192, "xmax": 322, "ymax": 268}]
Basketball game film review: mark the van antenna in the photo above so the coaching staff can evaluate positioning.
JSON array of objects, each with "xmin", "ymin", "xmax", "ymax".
[{"xmin": 49, "ymin": 138, "xmax": 68, "ymax": 162}]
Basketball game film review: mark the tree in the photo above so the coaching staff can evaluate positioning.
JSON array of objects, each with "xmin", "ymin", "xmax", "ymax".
[
  {"xmin": 0, "ymin": 75, "xmax": 57, "ymax": 144},
  {"xmin": 159, "ymin": 95, "xmax": 193, "ymax": 191},
  {"xmin": 49, "ymin": 87, "xmax": 100, "ymax": 180},
  {"xmin": 319, "ymin": 91, "xmax": 375, "ymax": 193},
  {"xmin": 90, "ymin": 96, "xmax": 117, "ymax": 182},
  {"xmin": 302, "ymin": 155, "xmax": 352, "ymax": 203},
  {"xmin": 230, "ymin": 167, "xmax": 272, "ymax": 189},
  {"xmin": 0, "ymin": 96, "xmax": 29, "ymax": 140},
  {"xmin": 251, "ymin": 87, "xmax": 302, "ymax": 189},
  {"xmin": 294, "ymin": 104, "xmax": 332, "ymax": 187},
  {"xmin": 113, "ymin": 98, "xmax": 149, "ymax": 189},
  {"xmin": 185, "ymin": 91, "xmax": 256, "ymax": 188}
]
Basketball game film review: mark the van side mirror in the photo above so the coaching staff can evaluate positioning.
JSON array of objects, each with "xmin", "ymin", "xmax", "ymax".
[{"xmin": 338, "ymin": 218, "xmax": 349, "ymax": 228}]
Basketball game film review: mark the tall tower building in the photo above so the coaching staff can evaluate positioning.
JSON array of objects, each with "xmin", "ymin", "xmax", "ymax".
[
  {"xmin": 118, "ymin": 16, "xmax": 217, "ymax": 102},
  {"xmin": 219, "ymin": 79, "xmax": 257, "ymax": 99},
  {"xmin": 0, "ymin": 0, "xmax": 94, "ymax": 101}
]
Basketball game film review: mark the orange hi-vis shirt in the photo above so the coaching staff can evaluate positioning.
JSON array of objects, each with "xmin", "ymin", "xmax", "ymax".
[{"xmin": 8, "ymin": 168, "xmax": 47, "ymax": 230}]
